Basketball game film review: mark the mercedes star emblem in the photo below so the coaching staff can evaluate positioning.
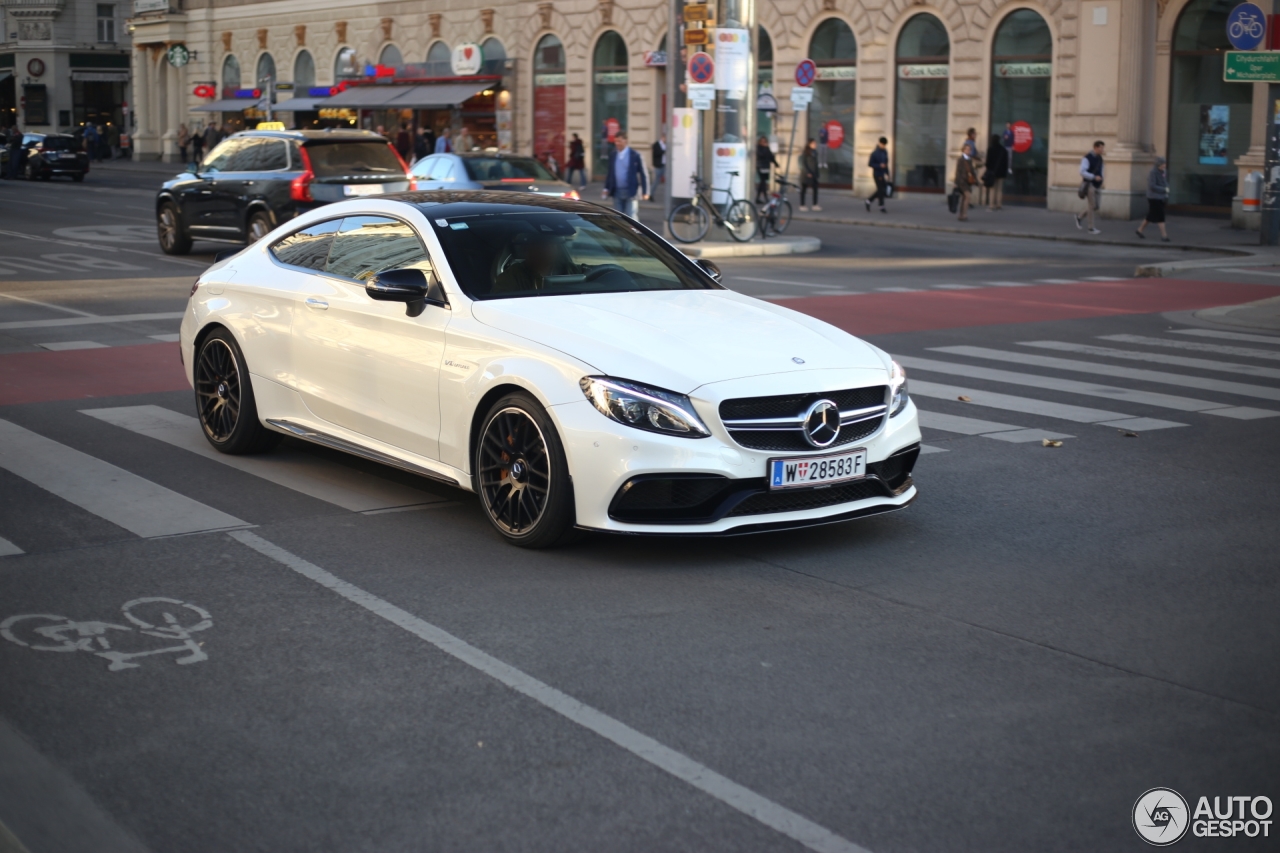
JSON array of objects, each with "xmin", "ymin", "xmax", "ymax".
[
  {"xmin": 792, "ymin": 357, "xmax": 805, "ymax": 364},
  {"xmin": 802, "ymin": 399, "xmax": 841, "ymax": 448}
]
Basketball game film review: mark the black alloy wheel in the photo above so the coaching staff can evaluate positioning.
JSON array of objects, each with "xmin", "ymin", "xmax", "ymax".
[
  {"xmin": 158, "ymin": 202, "xmax": 192, "ymax": 255},
  {"xmin": 475, "ymin": 393, "xmax": 577, "ymax": 548},
  {"xmin": 193, "ymin": 329, "xmax": 279, "ymax": 454}
]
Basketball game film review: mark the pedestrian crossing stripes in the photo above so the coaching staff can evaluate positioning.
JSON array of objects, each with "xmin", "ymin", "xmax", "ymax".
[
  {"xmin": 1020, "ymin": 341, "xmax": 1280, "ymax": 380},
  {"xmin": 908, "ymin": 379, "xmax": 1186, "ymax": 431},
  {"xmin": 0, "ymin": 535, "xmax": 22, "ymax": 557},
  {"xmin": 1099, "ymin": 334, "xmax": 1280, "ymax": 361},
  {"xmin": 1173, "ymin": 328, "xmax": 1280, "ymax": 345}
]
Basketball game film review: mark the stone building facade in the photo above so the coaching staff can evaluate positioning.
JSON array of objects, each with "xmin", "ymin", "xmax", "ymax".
[{"xmin": 128, "ymin": 0, "xmax": 1263, "ymax": 224}]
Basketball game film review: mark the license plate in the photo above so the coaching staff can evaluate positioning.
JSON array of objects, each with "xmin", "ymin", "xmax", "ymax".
[
  {"xmin": 59, "ymin": 153, "xmax": 76, "ymax": 159},
  {"xmin": 344, "ymin": 184, "xmax": 384, "ymax": 196},
  {"xmin": 769, "ymin": 448, "xmax": 868, "ymax": 490}
]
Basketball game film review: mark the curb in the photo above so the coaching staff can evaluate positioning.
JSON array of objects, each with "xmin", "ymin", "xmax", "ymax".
[
  {"xmin": 678, "ymin": 236, "xmax": 821, "ymax": 258},
  {"xmin": 1133, "ymin": 255, "xmax": 1280, "ymax": 277}
]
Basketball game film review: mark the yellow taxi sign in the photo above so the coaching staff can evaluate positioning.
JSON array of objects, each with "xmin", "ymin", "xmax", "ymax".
[{"xmin": 256, "ymin": 121, "xmax": 286, "ymax": 130}]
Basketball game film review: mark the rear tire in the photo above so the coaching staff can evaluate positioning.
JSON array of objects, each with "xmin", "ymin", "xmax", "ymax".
[
  {"xmin": 194, "ymin": 328, "xmax": 280, "ymax": 455},
  {"xmin": 246, "ymin": 211, "xmax": 273, "ymax": 244},
  {"xmin": 668, "ymin": 202, "xmax": 710, "ymax": 243},
  {"xmin": 767, "ymin": 199, "xmax": 792, "ymax": 236},
  {"xmin": 724, "ymin": 200, "xmax": 758, "ymax": 242},
  {"xmin": 71, "ymin": 172, "xmax": 84, "ymax": 183},
  {"xmin": 474, "ymin": 392, "xmax": 577, "ymax": 548},
  {"xmin": 157, "ymin": 202, "xmax": 192, "ymax": 255}
]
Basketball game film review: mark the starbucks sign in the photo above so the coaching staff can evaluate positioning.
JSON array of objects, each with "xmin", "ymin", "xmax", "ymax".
[{"xmin": 167, "ymin": 44, "xmax": 190, "ymax": 68}]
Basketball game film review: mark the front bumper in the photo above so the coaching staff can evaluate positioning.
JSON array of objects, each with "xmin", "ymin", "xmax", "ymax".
[{"xmin": 550, "ymin": 395, "xmax": 922, "ymax": 535}]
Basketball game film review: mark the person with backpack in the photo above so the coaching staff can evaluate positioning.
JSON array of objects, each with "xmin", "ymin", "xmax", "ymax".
[
  {"xmin": 1075, "ymin": 140, "xmax": 1105, "ymax": 235},
  {"xmin": 982, "ymin": 133, "xmax": 1009, "ymax": 211},
  {"xmin": 799, "ymin": 138, "xmax": 820, "ymax": 211},
  {"xmin": 866, "ymin": 136, "xmax": 890, "ymax": 213}
]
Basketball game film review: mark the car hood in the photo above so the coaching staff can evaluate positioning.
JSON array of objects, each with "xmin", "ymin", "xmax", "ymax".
[{"xmin": 469, "ymin": 289, "xmax": 887, "ymax": 392}]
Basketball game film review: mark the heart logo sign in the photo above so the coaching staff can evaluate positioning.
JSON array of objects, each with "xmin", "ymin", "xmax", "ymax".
[
  {"xmin": 451, "ymin": 43, "xmax": 483, "ymax": 76},
  {"xmin": 464, "ymin": 46, "xmax": 473, "ymax": 59}
]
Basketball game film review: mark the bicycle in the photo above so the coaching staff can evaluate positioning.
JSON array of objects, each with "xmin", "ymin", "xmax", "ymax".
[
  {"xmin": 759, "ymin": 176, "xmax": 795, "ymax": 238},
  {"xmin": 667, "ymin": 173, "xmax": 758, "ymax": 243},
  {"xmin": 1230, "ymin": 12, "xmax": 1265, "ymax": 40}
]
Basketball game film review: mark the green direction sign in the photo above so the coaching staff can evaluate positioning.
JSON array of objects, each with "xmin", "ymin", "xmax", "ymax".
[{"xmin": 1224, "ymin": 50, "xmax": 1280, "ymax": 82}]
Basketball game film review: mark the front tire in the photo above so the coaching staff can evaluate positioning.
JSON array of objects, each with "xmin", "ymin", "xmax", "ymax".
[
  {"xmin": 767, "ymin": 199, "xmax": 792, "ymax": 236},
  {"xmin": 194, "ymin": 328, "xmax": 280, "ymax": 455},
  {"xmin": 724, "ymin": 200, "xmax": 758, "ymax": 242},
  {"xmin": 474, "ymin": 393, "xmax": 576, "ymax": 548},
  {"xmin": 668, "ymin": 202, "xmax": 710, "ymax": 243},
  {"xmin": 158, "ymin": 202, "xmax": 192, "ymax": 255}
]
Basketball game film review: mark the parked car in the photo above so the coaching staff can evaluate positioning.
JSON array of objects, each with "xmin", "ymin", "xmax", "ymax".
[
  {"xmin": 155, "ymin": 128, "xmax": 411, "ymax": 255},
  {"xmin": 179, "ymin": 192, "xmax": 920, "ymax": 547},
  {"xmin": 410, "ymin": 152, "xmax": 578, "ymax": 198},
  {"xmin": 21, "ymin": 133, "xmax": 89, "ymax": 182}
]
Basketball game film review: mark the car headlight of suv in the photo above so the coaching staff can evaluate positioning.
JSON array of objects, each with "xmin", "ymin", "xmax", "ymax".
[
  {"xmin": 889, "ymin": 360, "xmax": 909, "ymax": 417},
  {"xmin": 580, "ymin": 376, "xmax": 710, "ymax": 438}
]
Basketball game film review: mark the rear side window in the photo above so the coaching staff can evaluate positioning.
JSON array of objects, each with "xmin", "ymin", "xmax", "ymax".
[
  {"xmin": 429, "ymin": 158, "xmax": 454, "ymax": 181},
  {"xmin": 303, "ymin": 142, "xmax": 403, "ymax": 178},
  {"xmin": 254, "ymin": 140, "xmax": 288, "ymax": 170},
  {"xmin": 226, "ymin": 139, "xmax": 267, "ymax": 171},
  {"xmin": 409, "ymin": 155, "xmax": 435, "ymax": 178},
  {"xmin": 202, "ymin": 138, "xmax": 242, "ymax": 172},
  {"xmin": 462, "ymin": 157, "xmax": 555, "ymax": 182},
  {"xmin": 269, "ymin": 219, "xmax": 342, "ymax": 271},
  {"xmin": 325, "ymin": 216, "xmax": 430, "ymax": 281}
]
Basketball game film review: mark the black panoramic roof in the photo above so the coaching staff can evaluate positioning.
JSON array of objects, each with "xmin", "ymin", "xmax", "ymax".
[{"xmin": 381, "ymin": 190, "xmax": 607, "ymax": 216}]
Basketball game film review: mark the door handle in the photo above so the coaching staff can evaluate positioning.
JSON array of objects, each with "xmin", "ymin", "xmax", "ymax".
[{"xmin": 305, "ymin": 298, "xmax": 328, "ymax": 310}]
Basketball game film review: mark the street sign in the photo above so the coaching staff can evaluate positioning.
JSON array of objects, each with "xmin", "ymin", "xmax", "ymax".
[
  {"xmin": 1227, "ymin": 3, "xmax": 1267, "ymax": 51},
  {"xmin": 789, "ymin": 86, "xmax": 813, "ymax": 108},
  {"xmin": 1012, "ymin": 120, "xmax": 1034, "ymax": 153},
  {"xmin": 1224, "ymin": 50, "xmax": 1280, "ymax": 82},
  {"xmin": 688, "ymin": 51, "xmax": 715, "ymax": 84},
  {"xmin": 756, "ymin": 92, "xmax": 778, "ymax": 112},
  {"xmin": 688, "ymin": 83, "xmax": 715, "ymax": 110},
  {"xmin": 795, "ymin": 59, "xmax": 817, "ymax": 87},
  {"xmin": 683, "ymin": 4, "xmax": 713, "ymax": 23},
  {"xmin": 684, "ymin": 28, "xmax": 708, "ymax": 46}
]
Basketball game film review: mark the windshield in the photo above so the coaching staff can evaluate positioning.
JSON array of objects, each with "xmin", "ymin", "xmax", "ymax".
[
  {"xmin": 462, "ymin": 157, "xmax": 557, "ymax": 182},
  {"xmin": 304, "ymin": 141, "xmax": 403, "ymax": 178},
  {"xmin": 429, "ymin": 210, "xmax": 720, "ymax": 300},
  {"xmin": 42, "ymin": 137, "xmax": 77, "ymax": 151}
]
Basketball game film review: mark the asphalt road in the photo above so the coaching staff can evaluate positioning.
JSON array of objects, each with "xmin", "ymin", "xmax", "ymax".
[{"xmin": 0, "ymin": 169, "xmax": 1277, "ymax": 853}]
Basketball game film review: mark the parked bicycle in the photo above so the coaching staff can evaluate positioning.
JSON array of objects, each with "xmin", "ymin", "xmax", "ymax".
[
  {"xmin": 667, "ymin": 173, "xmax": 758, "ymax": 243},
  {"xmin": 759, "ymin": 176, "xmax": 795, "ymax": 238}
]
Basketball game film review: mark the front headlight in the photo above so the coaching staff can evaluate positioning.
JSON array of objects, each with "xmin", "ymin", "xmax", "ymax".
[
  {"xmin": 579, "ymin": 376, "xmax": 711, "ymax": 438},
  {"xmin": 889, "ymin": 360, "xmax": 909, "ymax": 417}
]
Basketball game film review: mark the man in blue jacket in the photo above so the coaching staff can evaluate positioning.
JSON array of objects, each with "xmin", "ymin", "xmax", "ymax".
[{"xmin": 604, "ymin": 131, "xmax": 649, "ymax": 217}]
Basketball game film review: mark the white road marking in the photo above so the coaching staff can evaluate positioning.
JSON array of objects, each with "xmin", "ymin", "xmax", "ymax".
[
  {"xmin": 0, "ymin": 419, "xmax": 247, "ymax": 538},
  {"xmin": 1172, "ymin": 328, "xmax": 1280, "ymax": 346},
  {"xmin": 875, "ymin": 287, "xmax": 920, "ymax": 292},
  {"xmin": 18, "ymin": 201, "xmax": 68, "ymax": 210},
  {"xmin": 1083, "ymin": 276, "xmax": 1127, "ymax": 281},
  {"xmin": 0, "ymin": 292, "xmax": 97, "ymax": 317},
  {"xmin": 931, "ymin": 345, "xmax": 1280, "ymax": 404},
  {"xmin": 734, "ymin": 276, "xmax": 843, "ymax": 289},
  {"xmin": 0, "ymin": 312, "xmax": 185, "ymax": 331},
  {"xmin": 908, "ymin": 379, "xmax": 1186, "ymax": 429},
  {"xmin": 0, "ymin": 227, "xmax": 208, "ymax": 269},
  {"xmin": 1020, "ymin": 340, "xmax": 1280, "ymax": 380},
  {"xmin": 1099, "ymin": 334, "xmax": 1280, "ymax": 361},
  {"xmin": 228, "ymin": 529, "xmax": 873, "ymax": 853},
  {"xmin": 1213, "ymin": 267, "xmax": 1280, "ymax": 277},
  {"xmin": 0, "ymin": 536, "xmax": 22, "ymax": 557},
  {"xmin": 983, "ymin": 281, "xmax": 1032, "ymax": 287},
  {"xmin": 149, "ymin": 333, "xmax": 181, "ymax": 342},
  {"xmin": 1034, "ymin": 279, "xmax": 1080, "ymax": 284},
  {"xmin": 931, "ymin": 284, "xmax": 981, "ymax": 290},
  {"xmin": 917, "ymin": 410, "xmax": 1073, "ymax": 442},
  {"xmin": 82, "ymin": 405, "xmax": 446, "ymax": 513},
  {"xmin": 37, "ymin": 341, "xmax": 108, "ymax": 351},
  {"xmin": 896, "ymin": 355, "xmax": 1277, "ymax": 418}
]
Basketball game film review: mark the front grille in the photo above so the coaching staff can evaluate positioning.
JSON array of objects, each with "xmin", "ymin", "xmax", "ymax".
[
  {"xmin": 719, "ymin": 385, "xmax": 888, "ymax": 452},
  {"xmin": 867, "ymin": 444, "xmax": 920, "ymax": 493},
  {"xmin": 609, "ymin": 475, "xmax": 734, "ymax": 524},
  {"xmin": 725, "ymin": 479, "xmax": 891, "ymax": 517}
]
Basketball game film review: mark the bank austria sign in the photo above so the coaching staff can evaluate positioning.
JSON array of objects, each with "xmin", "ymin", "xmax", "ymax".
[
  {"xmin": 995, "ymin": 62, "xmax": 1051, "ymax": 78},
  {"xmin": 898, "ymin": 64, "xmax": 949, "ymax": 79}
]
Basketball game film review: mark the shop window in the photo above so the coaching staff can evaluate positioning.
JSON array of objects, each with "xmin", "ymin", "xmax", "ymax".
[
  {"xmin": 534, "ymin": 34, "xmax": 566, "ymax": 170},
  {"xmin": 894, "ymin": 14, "xmax": 949, "ymax": 191},
  {"xmin": 482, "ymin": 38, "xmax": 506, "ymax": 62},
  {"xmin": 990, "ymin": 9, "xmax": 1052, "ymax": 201},
  {"xmin": 294, "ymin": 50, "xmax": 315, "ymax": 92},
  {"xmin": 592, "ymin": 31, "xmax": 628, "ymax": 174},
  {"xmin": 222, "ymin": 55, "xmax": 241, "ymax": 97},
  {"xmin": 335, "ymin": 47, "xmax": 359, "ymax": 83},
  {"xmin": 96, "ymin": 4, "xmax": 116, "ymax": 44},
  {"xmin": 1169, "ymin": 0, "xmax": 1252, "ymax": 210},
  {"xmin": 379, "ymin": 44, "xmax": 403, "ymax": 70},
  {"xmin": 808, "ymin": 18, "xmax": 857, "ymax": 187}
]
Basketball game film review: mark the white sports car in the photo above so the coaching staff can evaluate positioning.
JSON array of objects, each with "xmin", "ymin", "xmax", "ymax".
[{"xmin": 179, "ymin": 193, "xmax": 921, "ymax": 547}]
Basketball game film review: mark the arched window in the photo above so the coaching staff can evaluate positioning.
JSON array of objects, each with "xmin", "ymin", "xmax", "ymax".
[
  {"xmin": 534, "ymin": 34, "xmax": 567, "ymax": 169},
  {"xmin": 221, "ymin": 54, "xmax": 241, "ymax": 94},
  {"xmin": 481, "ymin": 37, "xmax": 506, "ymax": 63},
  {"xmin": 990, "ymin": 10, "xmax": 1052, "ymax": 201},
  {"xmin": 894, "ymin": 14, "xmax": 949, "ymax": 190},
  {"xmin": 256, "ymin": 52, "xmax": 276, "ymax": 87},
  {"xmin": 293, "ymin": 50, "xmax": 315, "ymax": 92},
  {"xmin": 427, "ymin": 41, "xmax": 451, "ymax": 64},
  {"xmin": 379, "ymin": 44, "xmax": 403, "ymax": 70},
  {"xmin": 807, "ymin": 19, "xmax": 857, "ymax": 187},
  {"xmin": 592, "ymin": 31, "xmax": 628, "ymax": 173},
  {"xmin": 1169, "ymin": 0, "xmax": 1251, "ymax": 209},
  {"xmin": 335, "ymin": 47, "xmax": 358, "ymax": 82}
]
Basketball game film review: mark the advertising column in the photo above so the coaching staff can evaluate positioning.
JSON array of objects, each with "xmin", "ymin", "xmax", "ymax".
[{"xmin": 710, "ymin": 0, "xmax": 755, "ymax": 207}]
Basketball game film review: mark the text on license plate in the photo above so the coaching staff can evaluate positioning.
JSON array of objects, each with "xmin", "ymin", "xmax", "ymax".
[
  {"xmin": 344, "ymin": 184, "xmax": 384, "ymax": 196},
  {"xmin": 769, "ymin": 449, "xmax": 867, "ymax": 490}
]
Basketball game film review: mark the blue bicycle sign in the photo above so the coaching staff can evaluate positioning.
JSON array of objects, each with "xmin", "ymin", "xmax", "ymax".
[{"xmin": 1227, "ymin": 3, "xmax": 1267, "ymax": 51}]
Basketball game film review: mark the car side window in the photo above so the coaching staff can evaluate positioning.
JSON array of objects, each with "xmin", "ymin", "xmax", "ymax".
[
  {"xmin": 324, "ymin": 216, "xmax": 432, "ymax": 282},
  {"xmin": 226, "ymin": 139, "xmax": 264, "ymax": 171},
  {"xmin": 429, "ymin": 158, "xmax": 453, "ymax": 181},
  {"xmin": 258, "ymin": 140, "xmax": 288, "ymax": 171},
  {"xmin": 410, "ymin": 155, "xmax": 435, "ymax": 178},
  {"xmin": 269, "ymin": 219, "xmax": 343, "ymax": 271},
  {"xmin": 202, "ymin": 138, "xmax": 240, "ymax": 172}
]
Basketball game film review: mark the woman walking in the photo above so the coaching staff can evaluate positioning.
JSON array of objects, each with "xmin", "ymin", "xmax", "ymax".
[
  {"xmin": 799, "ymin": 138, "xmax": 820, "ymax": 211},
  {"xmin": 1136, "ymin": 157, "xmax": 1170, "ymax": 242},
  {"xmin": 566, "ymin": 133, "xmax": 586, "ymax": 190},
  {"xmin": 982, "ymin": 133, "xmax": 1009, "ymax": 210}
]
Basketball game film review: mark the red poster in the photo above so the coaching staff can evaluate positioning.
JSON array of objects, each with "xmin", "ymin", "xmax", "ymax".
[
  {"xmin": 1012, "ymin": 120, "xmax": 1033, "ymax": 153},
  {"xmin": 825, "ymin": 120, "xmax": 844, "ymax": 148},
  {"xmin": 605, "ymin": 117, "xmax": 621, "ymax": 142},
  {"xmin": 533, "ymin": 84, "xmax": 566, "ymax": 168}
]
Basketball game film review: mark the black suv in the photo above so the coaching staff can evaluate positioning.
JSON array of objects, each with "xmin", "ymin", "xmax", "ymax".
[
  {"xmin": 23, "ymin": 133, "xmax": 89, "ymax": 182},
  {"xmin": 156, "ymin": 129, "xmax": 410, "ymax": 255}
]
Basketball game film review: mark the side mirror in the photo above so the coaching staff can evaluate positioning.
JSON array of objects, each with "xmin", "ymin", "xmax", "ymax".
[
  {"xmin": 366, "ymin": 268, "xmax": 448, "ymax": 317},
  {"xmin": 695, "ymin": 258, "xmax": 722, "ymax": 283}
]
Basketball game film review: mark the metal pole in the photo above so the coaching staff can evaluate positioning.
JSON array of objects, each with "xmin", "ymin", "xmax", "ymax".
[
  {"xmin": 782, "ymin": 103, "xmax": 801, "ymax": 187},
  {"xmin": 665, "ymin": 0, "xmax": 678, "ymax": 235},
  {"xmin": 1263, "ymin": 82, "xmax": 1280, "ymax": 245}
]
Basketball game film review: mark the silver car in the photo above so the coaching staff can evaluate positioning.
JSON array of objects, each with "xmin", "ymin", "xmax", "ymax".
[{"xmin": 410, "ymin": 152, "xmax": 578, "ymax": 198}]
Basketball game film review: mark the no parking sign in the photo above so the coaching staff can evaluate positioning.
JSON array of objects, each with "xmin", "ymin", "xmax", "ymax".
[{"xmin": 688, "ymin": 52, "xmax": 715, "ymax": 85}]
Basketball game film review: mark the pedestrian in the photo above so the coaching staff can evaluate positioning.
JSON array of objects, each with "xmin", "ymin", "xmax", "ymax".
[
  {"xmin": 754, "ymin": 135, "xmax": 778, "ymax": 204},
  {"xmin": 954, "ymin": 145, "xmax": 978, "ymax": 221},
  {"xmin": 8, "ymin": 129, "xmax": 24, "ymax": 179},
  {"xmin": 566, "ymin": 133, "xmax": 586, "ymax": 189},
  {"xmin": 1136, "ymin": 156, "xmax": 1170, "ymax": 242},
  {"xmin": 982, "ymin": 133, "xmax": 1009, "ymax": 211},
  {"xmin": 1002, "ymin": 122, "xmax": 1015, "ymax": 153},
  {"xmin": 203, "ymin": 121, "xmax": 221, "ymax": 152},
  {"xmin": 651, "ymin": 133, "xmax": 666, "ymax": 196},
  {"xmin": 435, "ymin": 128, "xmax": 452, "ymax": 154},
  {"xmin": 1075, "ymin": 139, "xmax": 1105, "ymax": 235},
  {"xmin": 456, "ymin": 126, "xmax": 473, "ymax": 152},
  {"xmin": 83, "ymin": 123, "xmax": 99, "ymax": 162},
  {"xmin": 190, "ymin": 126, "xmax": 204, "ymax": 165},
  {"xmin": 866, "ymin": 136, "xmax": 890, "ymax": 213},
  {"xmin": 799, "ymin": 137, "xmax": 820, "ymax": 211},
  {"xmin": 395, "ymin": 123, "xmax": 412, "ymax": 161},
  {"xmin": 603, "ymin": 131, "xmax": 649, "ymax": 218},
  {"xmin": 962, "ymin": 128, "xmax": 983, "ymax": 207},
  {"xmin": 107, "ymin": 122, "xmax": 121, "ymax": 160},
  {"xmin": 177, "ymin": 123, "xmax": 190, "ymax": 162},
  {"xmin": 817, "ymin": 125, "xmax": 828, "ymax": 170},
  {"xmin": 413, "ymin": 128, "xmax": 429, "ymax": 163},
  {"xmin": 962, "ymin": 127, "xmax": 979, "ymax": 159}
]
